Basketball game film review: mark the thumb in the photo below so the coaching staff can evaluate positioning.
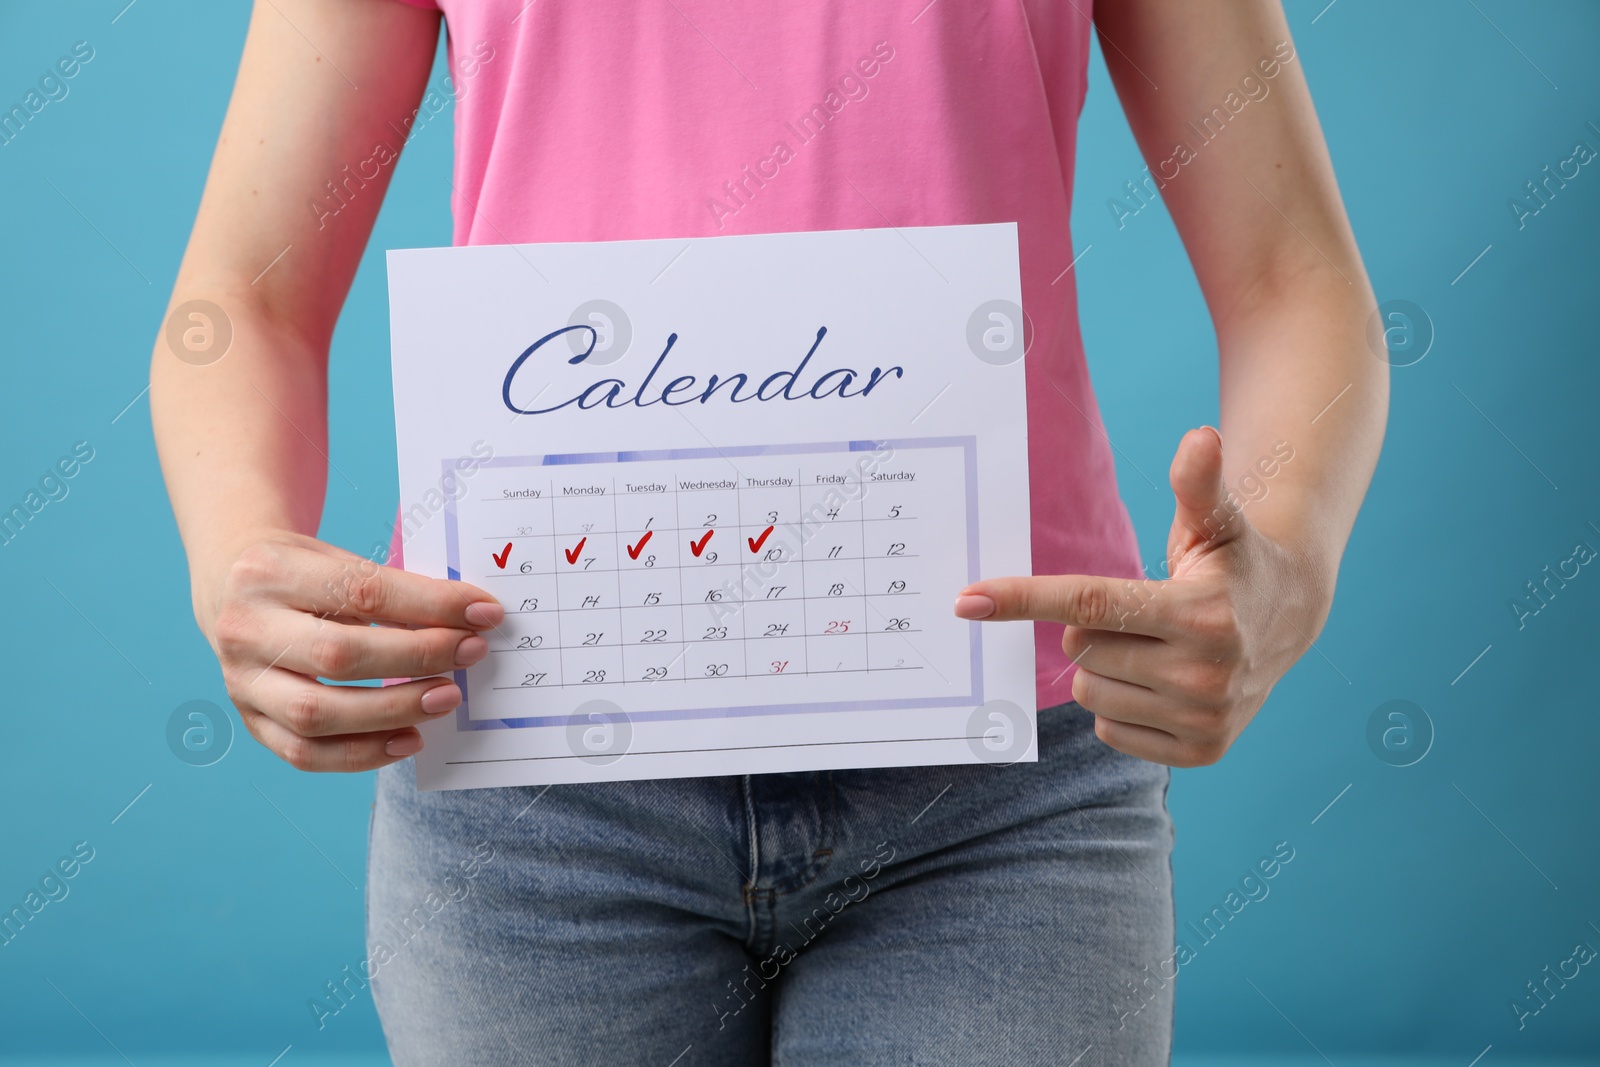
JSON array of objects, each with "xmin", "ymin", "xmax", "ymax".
[{"xmin": 1168, "ymin": 426, "xmax": 1245, "ymax": 560}]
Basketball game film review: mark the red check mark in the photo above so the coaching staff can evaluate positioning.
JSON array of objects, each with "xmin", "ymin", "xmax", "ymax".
[
  {"xmin": 492, "ymin": 543, "xmax": 513, "ymax": 569},
  {"xmin": 689, "ymin": 530, "xmax": 714, "ymax": 557},
  {"xmin": 626, "ymin": 529, "xmax": 653, "ymax": 560},
  {"xmin": 747, "ymin": 525, "xmax": 775, "ymax": 554},
  {"xmin": 564, "ymin": 537, "xmax": 587, "ymax": 565}
]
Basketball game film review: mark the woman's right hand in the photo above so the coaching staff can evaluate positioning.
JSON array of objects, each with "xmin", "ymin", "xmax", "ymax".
[
  {"xmin": 197, "ymin": 530, "xmax": 503, "ymax": 773},
  {"xmin": 148, "ymin": 0, "xmax": 477, "ymax": 773}
]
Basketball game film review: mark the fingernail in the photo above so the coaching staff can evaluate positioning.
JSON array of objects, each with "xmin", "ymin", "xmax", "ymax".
[
  {"xmin": 463, "ymin": 601, "xmax": 503, "ymax": 628},
  {"xmin": 420, "ymin": 683, "xmax": 461, "ymax": 715},
  {"xmin": 385, "ymin": 732, "xmax": 423, "ymax": 757},
  {"xmin": 953, "ymin": 594, "xmax": 995, "ymax": 620},
  {"xmin": 454, "ymin": 635, "xmax": 488, "ymax": 667}
]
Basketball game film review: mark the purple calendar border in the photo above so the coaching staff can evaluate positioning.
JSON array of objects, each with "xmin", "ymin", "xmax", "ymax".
[{"xmin": 439, "ymin": 437, "xmax": 983, "ymax": 732}]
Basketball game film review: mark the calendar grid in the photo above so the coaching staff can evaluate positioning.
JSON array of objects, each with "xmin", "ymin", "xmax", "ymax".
[
  {"xmin": 547, "ymin": 479, "xmax": 564, "ymax": 689},
  {"xmin": 609, "ymin": 479, "xmax": 626, "ymax": 689},
  {"xmin": 854, "ymin": 467, "xmax": 869, "ymax": 675},
  {"xmin": 482, "ymin": 629, "xmax": 929, "ymax": 655},
  {"xmin": 671, "ymin": 478, "xmax": 694, "ymax": 692},
  {"xmin": 802, "ymin": 466, "xmax": 816, "ymax": 681},
  {"xmin": 478, "ymin": 553, "xmax": 923, "ymax": 576},
  {"xmin": 440, "ymin": 437, "xmax": 983, "ymax": 731}
]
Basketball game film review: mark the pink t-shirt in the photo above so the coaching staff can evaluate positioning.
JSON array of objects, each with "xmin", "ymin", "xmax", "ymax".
[{"xmin": 384, "ymin": 0, "xmax": 1141, "ymax": 708}]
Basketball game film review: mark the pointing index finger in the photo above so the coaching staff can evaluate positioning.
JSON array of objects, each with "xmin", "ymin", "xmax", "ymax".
[
  {"xmin": 297, "ymin": 554, "xmax": 504, "ymax": 630},
  {"xmin": 955, "ymin": 574, "xmax": 1173, "ymax": 636}
]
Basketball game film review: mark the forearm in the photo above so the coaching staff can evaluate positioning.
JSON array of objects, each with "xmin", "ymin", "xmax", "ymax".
[
  {"xmin": 1093, "ymin": 0, "xmax": 1386, "ymax": 591},
  {"xmin": 150, "ymin": 291, "xmax": 330, "ymax": 630},
  {"xmin": 147, "ymin": 0, "xmax": 439, "ymax": 631},
  {"xmin": 1213, "ymin": 264, "xmax": 1387, "ymax": 596}
]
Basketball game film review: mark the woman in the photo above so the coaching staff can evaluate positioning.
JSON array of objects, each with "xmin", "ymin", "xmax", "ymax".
[{"xmin": 151, "ymin": 0, "xmax": 1385, "ymax": 1062}]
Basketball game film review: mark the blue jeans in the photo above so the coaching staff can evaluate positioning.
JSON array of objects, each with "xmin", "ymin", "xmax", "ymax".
[{"xmin": 366, "ymin": 701, "xmax": 1175, "ymax": 1064}]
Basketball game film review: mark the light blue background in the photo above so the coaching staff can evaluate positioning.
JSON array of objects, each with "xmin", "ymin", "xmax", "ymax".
[{"xmin": 0, "ymin": 0, "xmax": 1596, "ymax": 1063}]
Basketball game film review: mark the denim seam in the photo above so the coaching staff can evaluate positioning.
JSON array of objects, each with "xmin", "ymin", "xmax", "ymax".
[
  {"xmin": 1161, "ymin": 765, "xmax": 1176, "ymax": 1067},
  {"xmin": 740, "ymin": 773, "xmax": 761, "ymax": 947}
]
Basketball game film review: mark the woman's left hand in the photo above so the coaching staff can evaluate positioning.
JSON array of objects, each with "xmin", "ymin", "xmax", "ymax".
[{"xmin": 953, "ymin": 427, "xmax": 1334, "ymax": 768}]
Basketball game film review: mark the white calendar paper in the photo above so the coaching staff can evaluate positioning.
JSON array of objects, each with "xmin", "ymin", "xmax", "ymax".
[{"xmin": 387, "ymin": 223, "xmax": 1035, "ymax": 790}]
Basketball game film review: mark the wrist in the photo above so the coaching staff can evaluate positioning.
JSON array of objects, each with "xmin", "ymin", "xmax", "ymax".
[{"xmin": 1257, "ymin": 523, "xmax": 1340, "ymax": 643}]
